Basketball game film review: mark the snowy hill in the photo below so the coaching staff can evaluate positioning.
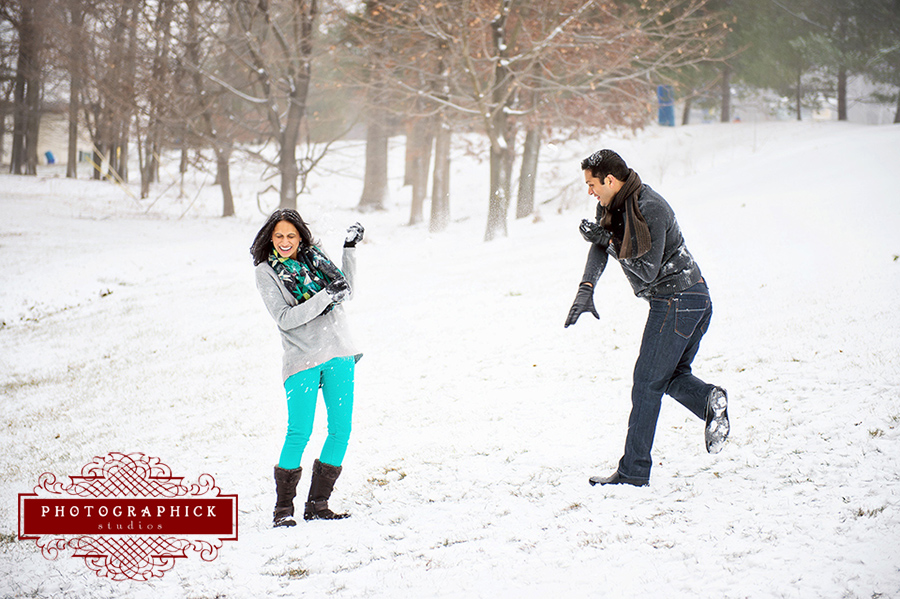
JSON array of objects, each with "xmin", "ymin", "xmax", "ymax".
[{"xmin": 1, "ymin": 120, "xmax": 899, "ymax": 598}]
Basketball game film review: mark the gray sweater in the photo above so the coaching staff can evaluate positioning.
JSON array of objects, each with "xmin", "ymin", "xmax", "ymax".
[
  {"xmin": 255, "ymin": 247, "xmax": 361, "ymax": 382},
  {"xmin": 581, "ymin": 184, "xmax": 702, "ymax": 299}
]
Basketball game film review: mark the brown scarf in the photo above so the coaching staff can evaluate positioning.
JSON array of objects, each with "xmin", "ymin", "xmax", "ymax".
[{"xmin": 599, "ymin": 169, "xmax": 652, "ymax": 260}]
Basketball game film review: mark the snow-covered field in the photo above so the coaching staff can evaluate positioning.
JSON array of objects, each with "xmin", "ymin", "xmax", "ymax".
[{"xmin": 1, "ymin": 120, "xmax": 899, "ymax": 598}]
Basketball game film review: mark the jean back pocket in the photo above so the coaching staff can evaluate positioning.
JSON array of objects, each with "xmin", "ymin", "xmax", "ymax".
[{"xmin": 673, "ymin": 293, "xmax": 710, "ymax": 339}]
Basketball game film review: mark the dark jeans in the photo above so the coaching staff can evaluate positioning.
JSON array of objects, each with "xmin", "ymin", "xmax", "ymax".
[{"xmin": 617, "ymin": 280, "xmax": 714, "ymax": 481}]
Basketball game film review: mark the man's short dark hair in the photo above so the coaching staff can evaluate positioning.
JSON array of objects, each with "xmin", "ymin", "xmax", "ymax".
[{"xmin": 581, "ymin": 149, "xmax": 630, "ymax": 181}]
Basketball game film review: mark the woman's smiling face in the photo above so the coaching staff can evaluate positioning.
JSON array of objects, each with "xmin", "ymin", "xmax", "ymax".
[{"xmin": 271, "ymin": 220, "xmax": 301, "ymax": 260}]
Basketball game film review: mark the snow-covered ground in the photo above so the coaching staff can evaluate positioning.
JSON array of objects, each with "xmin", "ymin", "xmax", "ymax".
[{"xmin": 1, "ymin": 120, "xmax": 899, "ymax": 598}]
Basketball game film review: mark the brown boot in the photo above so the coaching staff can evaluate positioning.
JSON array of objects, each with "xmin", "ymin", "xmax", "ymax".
[
  {"xmin": 303, "ymin": 459, "xmax": 350, "ymax": 520},
  {"xmin": 273, "ymin": 466, "xmax": 302, "ymax": 528}
]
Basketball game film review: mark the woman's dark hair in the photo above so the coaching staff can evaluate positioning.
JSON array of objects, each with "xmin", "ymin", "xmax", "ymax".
[
  {"xmin": 580, "ymin": 149, "xmax": 630, "ymax": 182},
  {"xmin": 250, "ymin": 209, "xmax": 317, "ymax": 265}
]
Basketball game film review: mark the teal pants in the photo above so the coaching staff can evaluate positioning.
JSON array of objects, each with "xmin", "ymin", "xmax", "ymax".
[{"xmin": 278, "ymin": 356, "xmax": 355, "ymax": 469}]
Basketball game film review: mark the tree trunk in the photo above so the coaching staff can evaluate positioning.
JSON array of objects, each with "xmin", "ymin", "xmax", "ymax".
[
  {"xmin": 10, "ymin": 0, "xmax": 44, "ymax": 176},
  {"xmin": 118, "ymin": 0, "xmax": 140, "ymax": 184},
  {"xmin": 502, "ymin": 134, "xmax": 515, "ymax": 208},
  {"xmin": 796, "ymin": 67, "xmax": 802, "ymax": 121},
  {"xmin": 0, "ymin": 81, "xmax": 13, "ymax": 164},
  {"xmin": 278, "ymin": 0, "xmax": 316, "ymax": 210},
  {"xmin": 681, "ymin": 94, "xmax": 692, "ymax": 125},
  {"xmin": 894, "ymin": 91, "xmax": 900, "ymax": 124},
  {"xmin": 92, "ymin": 146, "xmax": 102, "ymax": 180},
  {"xmin": 217, "ymin": 145, "xmax": 234, "ymax": 217},
  {"xmin": 139, "ymin": 134, "xmax": 150, "ymax": 198},
  {"xmin": 67, "ymin": 0, "xmax": 84, "ymax": 178},
  {"xmin": 359, "ymin": 117, "xmax": 389, "ymax": 210},
  {"xmin": 22, "ymin": 57, "xmax": 41, "ymax": 174},
  {"xmin": 98, "ymin": 0, "xmax": 139, "ymax": 185},
  {"xmin": 0, "ymin": 103, "xmax": 6, "ymax": 166},
  {"xmin": 720, "ymin": 64, "xmax": 731, "ymax": 123},
  {"xmin": 119, "ymin": 142, "xmax": 130, "ymax": 182},
  {"xmin": 187, "ymin": 0, "xmax": 233, "ymax": 216},
  {"xmin": 279, "ymin": 125, "xmax": 300, "ymax": 210},
  {"xmin": 485, "ymin": 139, "xmax": 513, "ymax": 241},
  {"xmin": 141, "ymin": 0, "xmax": 174, "ymax": 197},
  {"xmin": 515, "ymin": 127, "xmax": 540, "ymax": 219},
  {"xmin": 10, "ymin": 65, "xmax": 25, "ymax": 174},
  {"xmin": 10, "ymin": 66, "xmax": 25, "ymax": 174},
  {"xmin": 484, "ymin": 0, "xmax": 514, "ymax": 242},
  {"xmin": 403, "ymin": 120, "xmax": 415, "ymax": 187},
  {"xmin": 515, "ymin": 59, "xmax": 541, "ymax": 220},
  {"xmin": 408, "ymin": 118, "xmax": 433, "ymax": 226},
  {"xmin": 430, "ymin": 117, "xmax": 451, "ymax": 233},
  {"xmin": 837, "ymin": 66, "xmax": 848, "ymax": 121},
  {"xmin": 428, "ymin": 41, "xmax": 452, "ymax": 233},
  {"xmin": 66, "ymin": 91, "xmax": 80, "ymax": 178},
  {"xmin": 485, "ymin": 118, "xmax": 516, "ymax": 241}
]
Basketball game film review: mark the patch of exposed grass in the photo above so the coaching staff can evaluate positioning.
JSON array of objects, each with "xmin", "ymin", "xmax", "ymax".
[
  {"xmin": 0, "ymin": 374, "xmax": 62, "ymax": 395},
  {"xmin": 367, "ymin": 466, "xmax": 407, "ymax": 487},
  {"xmin": 281, "ymin": 566, "xmax": 310, "ymax": 580},
  {"xmin": 856, "ymin": 506, "xmax": 886, "ymax": 518}
]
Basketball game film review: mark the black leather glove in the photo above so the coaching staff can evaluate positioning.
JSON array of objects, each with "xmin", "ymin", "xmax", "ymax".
[
  {"xmin": 564, "ymin": 282, "xmax": 600, "ymax": 328},
  {"xmin": 325, "ymin": 279, "xmax": 350, "ymax": 303},
  {"xmin": 344, "ymin": 222, "xmax": 365, "ymax": 248},
  {"xmin": 579, "ymin": 219, "xmax": 612, "ymax": 246}
]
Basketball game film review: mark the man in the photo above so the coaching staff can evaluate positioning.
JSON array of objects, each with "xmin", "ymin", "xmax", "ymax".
[{"xmin": 565, "ymin": 149, "xmax": 729, "ymax": 487}]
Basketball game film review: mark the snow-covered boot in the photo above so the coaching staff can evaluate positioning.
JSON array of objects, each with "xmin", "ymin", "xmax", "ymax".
[
  {"xmin": 705, "ymin": 386, "xmax": 730, "ymax": 454},
  {"xmin": 273, "ymin": 466, "xmax": 302, "ymax": 528},
  {"xmin": 303, "ymin": 459, "xmax": 350, "ymax": 521}
]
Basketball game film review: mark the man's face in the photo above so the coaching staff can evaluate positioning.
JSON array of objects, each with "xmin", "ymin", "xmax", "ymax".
[{"xmin": 584, "ymin": 169, "xmax": 616, "ymax": 207}]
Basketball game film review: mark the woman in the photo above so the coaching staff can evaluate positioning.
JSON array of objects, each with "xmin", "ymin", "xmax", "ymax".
[{"xmin": 250, "ymin": 209, "xmax": 364, "ymax": 527}]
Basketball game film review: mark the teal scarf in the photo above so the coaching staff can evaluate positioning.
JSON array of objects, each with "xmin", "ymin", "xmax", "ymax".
[{"xmin": 268, "ymin": 247, "xmax": 345, "ymax": 304}]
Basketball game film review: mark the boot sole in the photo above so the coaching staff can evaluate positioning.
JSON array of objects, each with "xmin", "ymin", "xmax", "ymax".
[{"xmin": 304, "ymin": 513, "xmax": 351, "ymax": 521}]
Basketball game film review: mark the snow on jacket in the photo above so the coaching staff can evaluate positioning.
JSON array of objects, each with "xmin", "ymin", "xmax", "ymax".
[
  {"xmin": 256, "ymin": 246, "xmax": 361, "ymax": 382},
  {"xmin": 581, "ymin": 184, "xmax": 702, "ymax": 299}
]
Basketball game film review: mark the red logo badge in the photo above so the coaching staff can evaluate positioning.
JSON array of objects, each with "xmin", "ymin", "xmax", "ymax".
[{"xmin": 18, "ymin": 452, "xmax": 238, "ymax": 581}]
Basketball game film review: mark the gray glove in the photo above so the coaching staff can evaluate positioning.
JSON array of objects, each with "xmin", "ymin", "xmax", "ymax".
[
  {"xmin": 344, "ymin": 222, "xmax": 365, "ymax": 248},
  {"xmin": 579, "ymin": 219, "xmax": 612, "ymax": 246}
]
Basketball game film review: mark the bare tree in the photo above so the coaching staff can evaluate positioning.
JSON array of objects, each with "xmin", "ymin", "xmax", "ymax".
[
  {"xmin": 0, "ymin": 13, "xmax": 18, "ymax": 165},
  {"xmin": 406, "ymin": 111, "xmax": 433, "ymax": 224},
  {"xmin": 341, "ymin": 1, "xmax": 470, "ymax": 225},
  {"xmin": 137, "ymin": 0, "xmax": 176, "ymax": 197},
  {"xmin": 359, "ymin": 110, "xmax": 390, "ymax": 211},
  {"xmin": 4, "ymin": 0, "xmax": 48, "ymax": 175},
  {"xmin": 180, "ymin": 0, "xmax": 244, "ymax": 216},
  {"xmin": 515, "ymin": 87, "xmax": 540, "ymax": 219},
  {"xmin": 342, "ymin": 0, "xmax": 725, "ymax": 240},
  {"xmin": 429, "ymin": 42, "xmax": 453, "ymax": 232},
  {"xmin": 355, "ymin": 1, "xmax": 393, "ymax": 212},
  {"xmin": 64, "ymin": 0, "xmax": 85, "ymax": 178},
  {"xmin": 204, "ymin": 0, "xmax": 319, "ymax": 211},
  {"xmin": 78, "ymin": 0, "xmax": 143, "ymax": 182}
]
